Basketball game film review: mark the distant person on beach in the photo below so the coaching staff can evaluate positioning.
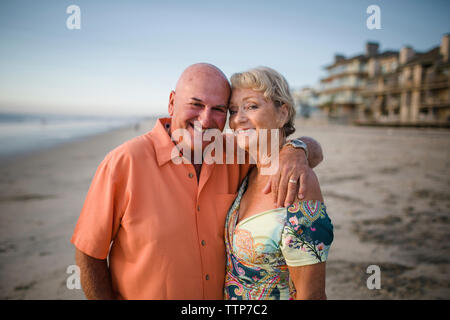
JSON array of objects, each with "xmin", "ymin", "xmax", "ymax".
[
  {"xmin": 71, "ymin": 63, "xmax": 324, "ymax": 299},
  {"xmin": 223, "ymin": 67, "xmax": 333, "ymax": 300}
]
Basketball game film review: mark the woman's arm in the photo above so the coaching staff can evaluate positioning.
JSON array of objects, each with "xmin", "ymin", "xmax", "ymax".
[
  {"xmin": 288, "ymin": 262, "xmax": 327, "ymax": 300},
  {"xmin": 284, "ymin": 170, "xmax": 329, "ymax": 300}
]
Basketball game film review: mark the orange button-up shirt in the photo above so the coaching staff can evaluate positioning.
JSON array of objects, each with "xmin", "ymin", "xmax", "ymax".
[{"xmin": 71, "ymin": 118, "xmax": 249, "ymax": 299}]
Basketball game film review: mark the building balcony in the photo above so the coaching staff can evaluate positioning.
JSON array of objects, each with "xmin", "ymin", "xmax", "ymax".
[
  {"xmin": 319, "ymin": 85, "xmax": 365, "ymax": 95},
  {"xmin": 422, "ymin": 79, "xmax": 450, "ymax": 90},
  {"xmin": 318, "ymin": 95, "xmax": 363, "ymax": 106},
  {"xmin": 421, "ymin": 97, "xmax": 450, "ymax": 107},
  {"xmin": 320, "ymin": 71, "xmax": 368, "ymax": 82}
]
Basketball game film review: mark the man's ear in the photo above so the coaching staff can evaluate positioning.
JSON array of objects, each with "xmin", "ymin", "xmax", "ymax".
[{"xmin": 168, "ymin": 90, "xmax": 176, "ymax": 116}]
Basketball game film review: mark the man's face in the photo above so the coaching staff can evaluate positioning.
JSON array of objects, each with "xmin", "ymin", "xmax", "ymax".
[{"xmin": 168, "ymin": 72, "xmax": 230, "ymax": 151}]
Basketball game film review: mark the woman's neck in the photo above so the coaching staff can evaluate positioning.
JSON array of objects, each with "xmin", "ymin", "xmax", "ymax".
[{"xmin": 253, "ymin": 133, "xmax": 286, "ymax": 176}]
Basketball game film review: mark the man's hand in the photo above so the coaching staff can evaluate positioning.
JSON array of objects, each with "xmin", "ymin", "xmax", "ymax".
[
  {"xmin": 262, "ymin": 147, "xmax": 311, "ymax": 207},
  {"xmin": 262, "ymin": 136, "xmax": 323, "ymax": 208}
]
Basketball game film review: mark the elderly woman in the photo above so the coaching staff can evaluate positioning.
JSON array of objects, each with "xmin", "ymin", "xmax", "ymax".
[{"xmin": 224, "ymin": 67, "xmax": 334, "ymax": 300}]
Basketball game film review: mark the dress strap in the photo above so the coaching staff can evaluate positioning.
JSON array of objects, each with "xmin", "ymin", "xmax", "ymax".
[{"xmin": 237, "ymin": 176, "xmax": 249, "ymax": 200}]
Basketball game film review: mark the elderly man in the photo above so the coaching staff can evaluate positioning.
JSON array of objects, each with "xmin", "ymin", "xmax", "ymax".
[{"xmin": 71, "ymin": 63, "xmax": 323, "ymax": 299}]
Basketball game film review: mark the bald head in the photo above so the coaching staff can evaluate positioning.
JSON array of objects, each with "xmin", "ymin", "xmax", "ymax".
[{"xmin": 175, "ymin": 63, "xmax": 230, "ymax": 94}]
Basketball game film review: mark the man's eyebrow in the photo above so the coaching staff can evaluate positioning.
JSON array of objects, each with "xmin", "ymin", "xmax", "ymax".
[{"xmin": 190, "ymin": 97, "xmax": 226, "ymax": 109}]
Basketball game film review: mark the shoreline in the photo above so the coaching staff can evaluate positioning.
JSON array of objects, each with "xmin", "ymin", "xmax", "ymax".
[{"xmin": 0, "ymin": 119, "xmax": 155, "ymax": 166}]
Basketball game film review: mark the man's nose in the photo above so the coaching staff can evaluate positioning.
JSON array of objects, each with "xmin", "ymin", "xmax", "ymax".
[{"xmin": 198, "ymin": 107, "xmax": 214, "ymax": 128}]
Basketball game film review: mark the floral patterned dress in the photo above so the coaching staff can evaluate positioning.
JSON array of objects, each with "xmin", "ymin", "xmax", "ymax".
[{"xmin": 224, "ymin": 176, "xmax": 334, "ymax": 300}]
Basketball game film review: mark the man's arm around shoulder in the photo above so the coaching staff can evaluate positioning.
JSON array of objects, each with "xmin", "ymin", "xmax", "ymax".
[{"xmin": 299, "ymin": 136, "xmax": 323, "ymax": 169}]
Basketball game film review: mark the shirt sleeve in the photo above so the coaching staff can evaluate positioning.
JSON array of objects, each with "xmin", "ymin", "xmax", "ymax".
[
  {"xmin": 280, "ymin": 200, "xmax": 333, "ymax": 267},
  {"xmin": 71, "ymin": 153, "xmax": 128, "ymax": 259}
]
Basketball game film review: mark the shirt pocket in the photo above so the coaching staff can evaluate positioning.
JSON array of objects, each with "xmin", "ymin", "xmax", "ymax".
[{"xmin": 214, "ymin": 193, "xmax": 237, "ymax": 235}]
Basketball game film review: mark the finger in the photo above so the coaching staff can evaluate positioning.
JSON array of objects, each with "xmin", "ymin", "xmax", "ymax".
[
  {"xmin": 271, "ymin": 171, "xmax": 281, "ymax": 207},
  {"xmin": 298, "ymin": 170, "xmax": 308, "ymax": 200},
  {"xmin": 276, "ymin": 170, "xmax": 290, "ymax": 208},
  {"xmin": 284, "ymin": 174, "xmax": 300, "ymax": 207}
]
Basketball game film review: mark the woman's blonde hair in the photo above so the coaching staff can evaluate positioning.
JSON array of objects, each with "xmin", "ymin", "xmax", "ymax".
[{"xmin": 230, "ymin": 66, "xmax": 296, "ymax": 137}]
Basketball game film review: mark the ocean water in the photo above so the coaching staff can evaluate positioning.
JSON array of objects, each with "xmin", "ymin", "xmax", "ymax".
[{"xmin": 0, "ymin": 112, "xmax": 144, "ymax": 159}]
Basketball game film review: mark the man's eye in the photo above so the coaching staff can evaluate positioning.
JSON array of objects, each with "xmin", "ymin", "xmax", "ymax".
[
  {"xmin": 191, "ymin": 103, "xmax": 203, "ymax": 107},
  {"xmin": 214, "ymin": 108, "xmax": 226, "ymax": 113}
]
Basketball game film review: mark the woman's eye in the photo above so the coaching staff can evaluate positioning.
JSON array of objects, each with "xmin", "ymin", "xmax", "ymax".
[
  {"xmin": 229, "ymin": 110, "xmax": 237, "ymax": 115},
  {"xmin": 249, "ymin": 105, "xmax": 258, "ymax": 110},
  {"xmin": 214, "ymin": 107, "xmax": 226, "ymax": 113}
]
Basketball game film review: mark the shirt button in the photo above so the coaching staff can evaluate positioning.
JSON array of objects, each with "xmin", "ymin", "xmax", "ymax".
[
  {"xmin": 201, "ymin": 240, "xmax": 206, "ymax": 246},
  {"xmin": 197, "ymin": 205, "xmax": 200, "ymax": 212},
  {"xmin": 188, "ymin": 173, "xmax": 194, "ymax": 178},
  {"xmin": 205, "ymin": 274, "xmax": 210, "ymax": 280}
]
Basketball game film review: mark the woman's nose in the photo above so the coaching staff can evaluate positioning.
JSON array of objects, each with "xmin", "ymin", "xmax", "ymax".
[{"xmin": 234, "ymin": 108, "xmax": 248, "ymax": 124}]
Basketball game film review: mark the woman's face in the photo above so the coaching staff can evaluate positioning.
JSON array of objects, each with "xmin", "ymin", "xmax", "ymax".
[{"xmin": 229, "ymin": 88, "xmax": 288, "ymax": 152}]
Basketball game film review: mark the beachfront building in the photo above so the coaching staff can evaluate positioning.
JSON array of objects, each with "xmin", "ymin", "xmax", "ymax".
[
  {"xmin": 317, "ymin": 34, "xmax": 450, "ymax": 126},
  {"xmin": 360, "ymin": 34, "xmax": 450, "ymax": 125},
  {"xmin": 292, "ymin": 87, "xmax": 319, "ymax": 118},
  {"xmin": 317, "ymin": 42, "xmax": 391, "ymax": 122},
  {"xmin": 358, "ymin": 49, "xmax": 401, "ymax": 122}
]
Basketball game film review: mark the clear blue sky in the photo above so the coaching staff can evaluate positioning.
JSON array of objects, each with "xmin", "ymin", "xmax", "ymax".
[{"xmin": 0, "ymin": 0, "xmax": 449, "ymax": 117}]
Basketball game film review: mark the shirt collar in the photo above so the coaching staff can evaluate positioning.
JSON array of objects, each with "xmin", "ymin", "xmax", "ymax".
[{"xmin": 152, "ymin": 117, "xmax": 181, "ymax": 166}]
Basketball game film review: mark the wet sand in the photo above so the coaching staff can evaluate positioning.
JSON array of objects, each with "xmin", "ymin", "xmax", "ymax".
[{"xmin": 0, "ymin": 118, "xmax": 449, "ymax": 299}]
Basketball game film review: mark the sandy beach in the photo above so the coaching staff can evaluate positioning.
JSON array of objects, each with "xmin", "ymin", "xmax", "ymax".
[{"xmin": 0, "ymin": 118, "xmax": 449, "ymax": 299}]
